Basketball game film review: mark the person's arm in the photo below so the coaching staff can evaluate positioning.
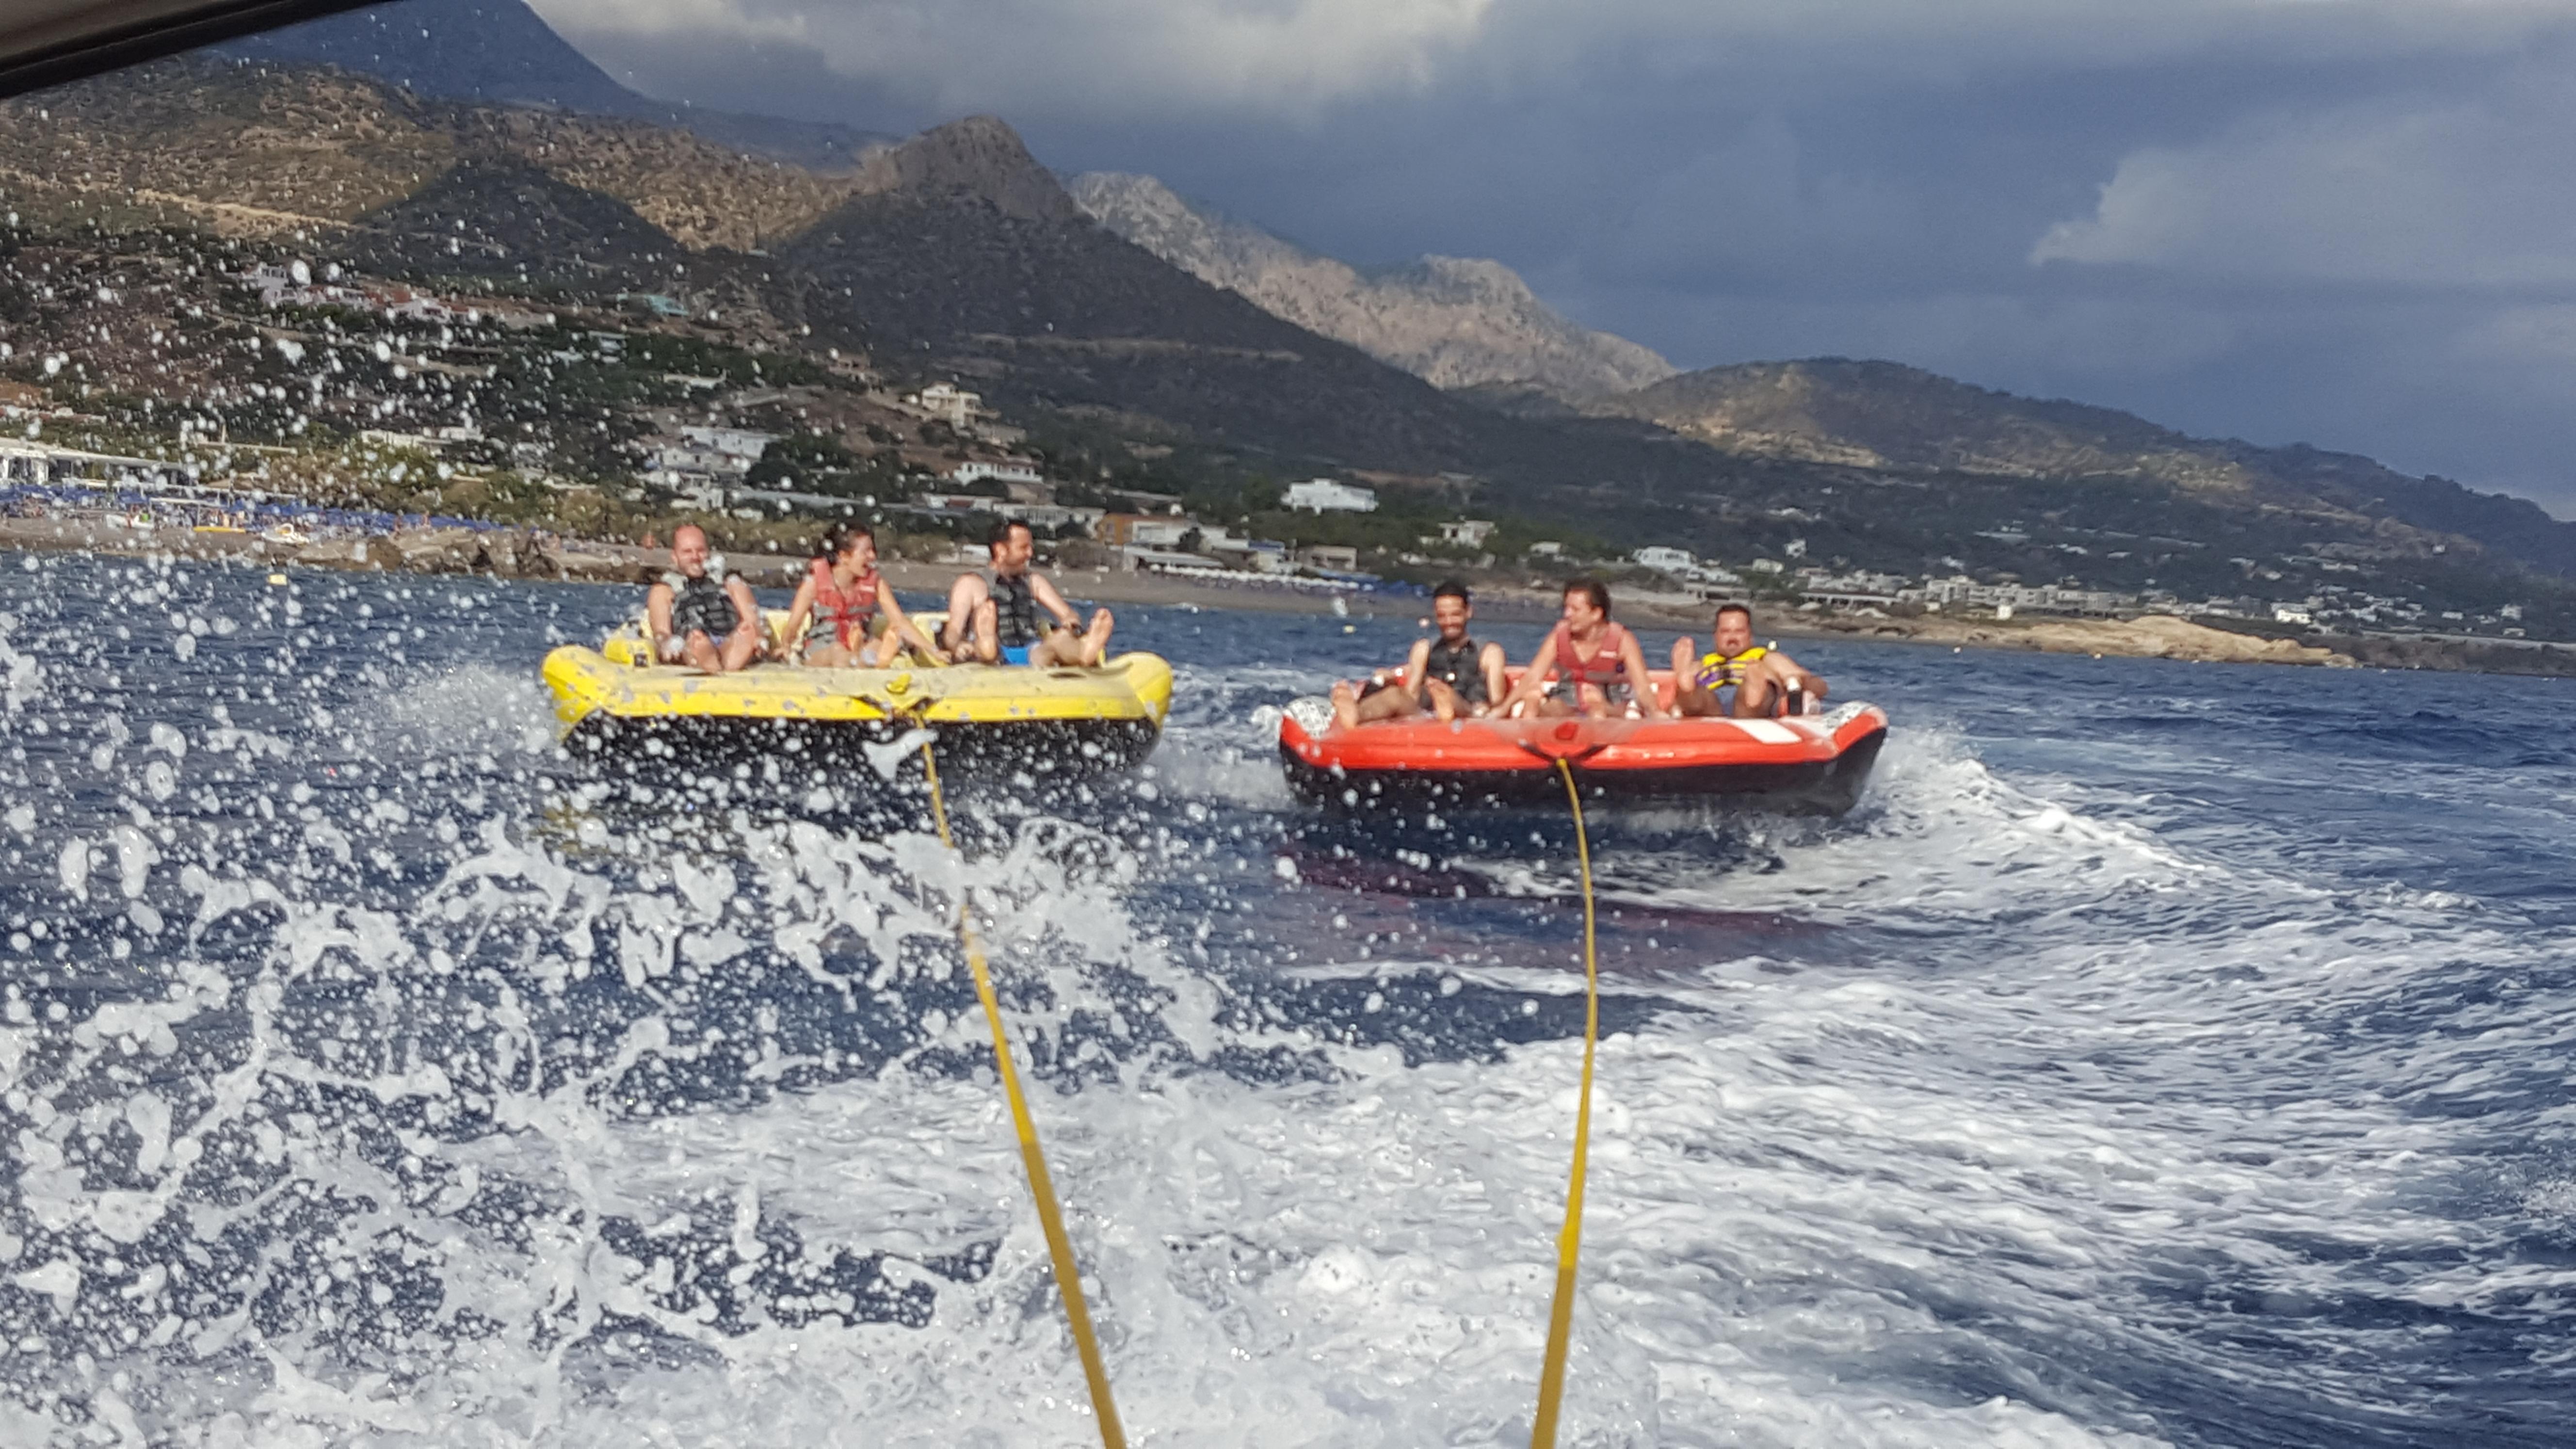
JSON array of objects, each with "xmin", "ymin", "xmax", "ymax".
[
  {"xmin": 876, "ymin": 578, "xmax": 947, "ymax": 662},
  {"xmin": 1621, "ymin": 632, "xmax": 1665, "ymax": 718},
  {"xmin": 1028, "ymin": 572, "xmax": 1082, "ymax": 631},
  {"xmin": 780, "ymin": 576, "xmax": 820, "ymax": 660},
  {"xmin": 1500, "ymin": 629, "xmax": 1561, "ymax": 713}
]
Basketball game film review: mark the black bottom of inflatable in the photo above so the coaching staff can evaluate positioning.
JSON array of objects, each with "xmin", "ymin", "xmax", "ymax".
[
  {"xmin": 1282, "ymin": 726, "xmax": 1885, "ymax": 817},
  {"xmin": 564, "ymin": 714, "xmax": 1162, "ymax": 791}
]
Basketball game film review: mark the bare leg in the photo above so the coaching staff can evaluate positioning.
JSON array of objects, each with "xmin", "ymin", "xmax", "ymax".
[
  {"xmin": 806, "ymin": 640, "xmax": 861, "ymax": 668},
  {"xmin": 1733, "ymin": 671, "xmax": 1779, "ymax": 718},
  {"xmin": 1334, "ymin": 679, "xmax": 1423, "ymax": 728},
  {"xmin": 681, "ymin": 630, "xmax": 724, "ymax": 672},
  {"xmin": 1357, "ymin": 684, "xmax": 1420, "ymax": 724},
  {"xmin": 964, "ymin": 600, "xmax": 999, "ymax": 663},
  {"xmin": 1029, "ymin": 627, "xmax": 1076, "ymax": 667},
  {"xmin": 719, "ymin": 628, "xmax": 760, "ymax": 673},
  {"xmin": 1578, "ymin": 684, "xmax": 1614, "ymax": 719}
]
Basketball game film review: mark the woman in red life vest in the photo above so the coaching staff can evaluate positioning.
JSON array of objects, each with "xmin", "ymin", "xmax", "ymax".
[
  {"xmin": 782, "ymin": 523, "xmax": 947, "ymax": 668},
  {"xmin": 1500, "ymin": 578, "xmax": 1667, "ymax": 720}
]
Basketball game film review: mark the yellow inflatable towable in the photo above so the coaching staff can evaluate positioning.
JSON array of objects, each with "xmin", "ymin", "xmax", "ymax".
[{"xmin": 543, "ymin": 610, "xmax": 1175, "ymax": 785}]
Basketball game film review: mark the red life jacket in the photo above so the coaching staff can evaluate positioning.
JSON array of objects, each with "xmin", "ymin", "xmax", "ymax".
[
  {"xmin": 809, "ymin": 559, "xmax": 880, "ymax": 648},
  {"xmin": 1552, "ymin": 621, "xmax": 1632, "ymax": 691}
]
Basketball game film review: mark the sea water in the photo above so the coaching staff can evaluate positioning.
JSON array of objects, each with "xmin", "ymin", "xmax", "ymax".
[{"xmin": 0, "ymin": 551, "xmax": 2568, "ymax": 1447}]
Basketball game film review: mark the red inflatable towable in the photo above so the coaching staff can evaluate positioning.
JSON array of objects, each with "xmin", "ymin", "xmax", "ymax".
[{"xmin": 1277, "ymin": 671, "xmax": 1888, "ymax": 814}]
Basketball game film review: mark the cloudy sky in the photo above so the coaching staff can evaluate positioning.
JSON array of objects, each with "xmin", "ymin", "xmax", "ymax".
[{"xmin": 533, "ymin": 0, "xmax": 2576, "ymax": 512}]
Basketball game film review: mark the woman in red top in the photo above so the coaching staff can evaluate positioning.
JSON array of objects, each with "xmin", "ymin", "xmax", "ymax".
[
  {"xmin": 782, "ymin": 524, "xmax": 946, "ymax": 668},
  {"xmin": 1502, "ymin": 579, "xmax": 1666, "ymax": 720}
]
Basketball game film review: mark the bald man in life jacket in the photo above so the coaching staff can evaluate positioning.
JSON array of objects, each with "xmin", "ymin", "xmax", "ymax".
[{"xmin": 645, "ymin": 523, "xmax": 764, "ymax": 673}]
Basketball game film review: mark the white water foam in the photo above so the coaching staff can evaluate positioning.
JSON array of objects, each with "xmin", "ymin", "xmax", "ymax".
[{"xmin": 4, "ymin": 618, "xmax": 2568, "ymax": 1447}]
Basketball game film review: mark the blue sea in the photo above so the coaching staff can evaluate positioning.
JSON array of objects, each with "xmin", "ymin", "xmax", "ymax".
[{"xmin": 0, "ymin": 550, "xmax": 2570, "ymax": 1447}]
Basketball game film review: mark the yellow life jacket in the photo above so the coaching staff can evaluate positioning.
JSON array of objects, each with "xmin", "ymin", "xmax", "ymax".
[{"xmin": 1694, "ymin": 645, "xmax": 1768, "ymax": 689}]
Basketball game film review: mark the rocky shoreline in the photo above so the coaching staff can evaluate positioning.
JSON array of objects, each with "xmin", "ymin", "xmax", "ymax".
[{"xmin": 8, "ymin": 516, "xmax": 2573, "ymax": 679}]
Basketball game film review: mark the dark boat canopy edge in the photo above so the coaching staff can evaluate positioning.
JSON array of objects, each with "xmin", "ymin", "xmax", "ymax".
[{"xmin": 0, "ymin": 0, "xmax": 377, "ymax": 99}]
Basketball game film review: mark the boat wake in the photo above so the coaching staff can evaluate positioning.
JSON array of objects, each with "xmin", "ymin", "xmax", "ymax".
[{"xmin": 0, "ymin": 560, "xmax": 2568, "ymax": 1446}]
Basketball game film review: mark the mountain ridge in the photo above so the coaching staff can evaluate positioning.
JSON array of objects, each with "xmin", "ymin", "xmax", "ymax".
[
  {"xmin": 1068, "ymin": 170, "xmax": 1674, "ymax": 403},
  {"xmin": 1595, "ymin": 358, "xmax": 2576, "ymax": 575},
  {"xmin": 14, "ymin": 52, "xmax": 2576, "ymax": 605},
  {"xmin": 212, "ymin": 0, "xmax": 891, "ymax": 171}
]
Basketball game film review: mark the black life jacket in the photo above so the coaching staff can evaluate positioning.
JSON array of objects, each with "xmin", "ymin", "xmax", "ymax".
[
  {"xmin": 985, "ymin": 567, "xmax": 1042, "ymax": 648},
  {"xmin": 663, "ymin": 566, "xmax": 739, "ymax": 639},
  {"xmin": 1421, "ymin": 635, "xmax": 1488, "ymax": 705}
]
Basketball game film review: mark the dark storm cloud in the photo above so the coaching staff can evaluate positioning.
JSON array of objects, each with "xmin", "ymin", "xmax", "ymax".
[{"xmin": 537, "ymin": 0, "xmax": 2576, "ymax": 510}]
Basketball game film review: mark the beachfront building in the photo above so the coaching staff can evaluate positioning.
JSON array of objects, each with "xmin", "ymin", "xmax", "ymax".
[
  {"xmin": 0, "ymin": 438, "xmax": 198, "ymax": 489},
  {"xmin": 1906, "ymin": 574, "xmax": 2138, "ymax": 616},
  {"xmin": 910, "ymin": 493, "xmax": 1104, "ymax": 533},
  {"xmin": 1633, "ymin": 546, "xmax": 1696, "ymax": 574},
  {"xmin": 1096, "ymin": 513, "xmax": 1195, "ymax": 549},
  {"xmin": 1284, "ymin": 478, "xmax": 1378, "ymax": 513}
]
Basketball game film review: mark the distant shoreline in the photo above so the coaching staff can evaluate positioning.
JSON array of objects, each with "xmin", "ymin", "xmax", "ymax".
[{"xmin": 7, "ymin": 517, "xmax": 2572, "ymax": 679}]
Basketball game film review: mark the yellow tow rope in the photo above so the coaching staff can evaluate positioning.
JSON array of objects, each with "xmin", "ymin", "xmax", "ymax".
[
  {"xmin": 920, "ymin": 741, "xmax": 1128, "ymax": 1449},
  {"xmin": 1530, "ymin": 757, "xmax": 1601, "ymax": 1449}
]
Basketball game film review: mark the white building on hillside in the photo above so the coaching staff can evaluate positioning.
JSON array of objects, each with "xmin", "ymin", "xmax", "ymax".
[
  {"xmin": 911, "ymin": 382, "xmax": 982, "ymax": 429},
  {"xmin": 679, "ymin": 425, "xmax": 776, "ymax": 463},
  {"xmin": 949, "ymin": 459, "xmax": 1044, "ymax": 487},
  {"xmin": 1285, "ymin": 478, "xmax": 1378, "ymax": 513},
  {"xmin": 1438, "ymin": 519, "xmax": 1496, "ymax": 546},
  {"xmin": 1633, "ymin": 546, "xmax": 1696, "ymax": 573}
]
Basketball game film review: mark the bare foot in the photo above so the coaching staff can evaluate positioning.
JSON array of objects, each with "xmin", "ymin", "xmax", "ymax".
[
  {"xmin": 1426, "ymin": 677, "xmax": 1459, "ymax": 724},
  {"xmin": 1079, "ymin": 608, "xmax": 1114, "ymax": 666},
  {"xmin": 1330, "ymin": 681, "xmax": 1361, "ymax": 731}
]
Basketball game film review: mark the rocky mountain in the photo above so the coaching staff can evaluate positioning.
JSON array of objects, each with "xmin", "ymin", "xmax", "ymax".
[
  {"xmin": 1068, "ymin": 171, "xmax": 1673, "ymax": 403},
  {"xmin": 0, "ymin": 59, "xmax": 862, "ymax": 252},
  {"xmin": 773, "ymin": 121, "xmax": 1508, "ymax": 467},
  {"xmin": 1593, "ymin": 359, "xmax": 2576, "ymax": 577},
  {"xmin": 212, "ymin": 0, "xmax": 888, "ymax": 171},
  {"xmin": 13, "ymin": 52, "xmax": 2576, "ymax": 607},
  {"xmin": 1595, "ymin": 359, "xmax": 2222, "ymax": 477},
  {"xmin": 354, "ymin": 156, "xmax": 680, "ymax": 281}
]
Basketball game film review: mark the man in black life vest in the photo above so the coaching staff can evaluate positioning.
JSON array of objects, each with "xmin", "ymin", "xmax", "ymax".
[
  {"xmin": 1332, "ymin": 578, "xmax": 1509, "ymax": 728},
  {"xmin": 645, "ymin": 523, "xmax": 764, "ymax": 672},
  {"xmin": 942, "ymin": 518, "xmax": 1115, "ymax": 667},
  {"xmin": 1671, "ymin": 602, "xmax": 1828, "ymax": 717}
]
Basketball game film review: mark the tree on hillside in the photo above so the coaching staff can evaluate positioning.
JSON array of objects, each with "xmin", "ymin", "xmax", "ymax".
[{"xmin": 747, "ymin": 431, "xmax": 860, "ymax": 489}]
